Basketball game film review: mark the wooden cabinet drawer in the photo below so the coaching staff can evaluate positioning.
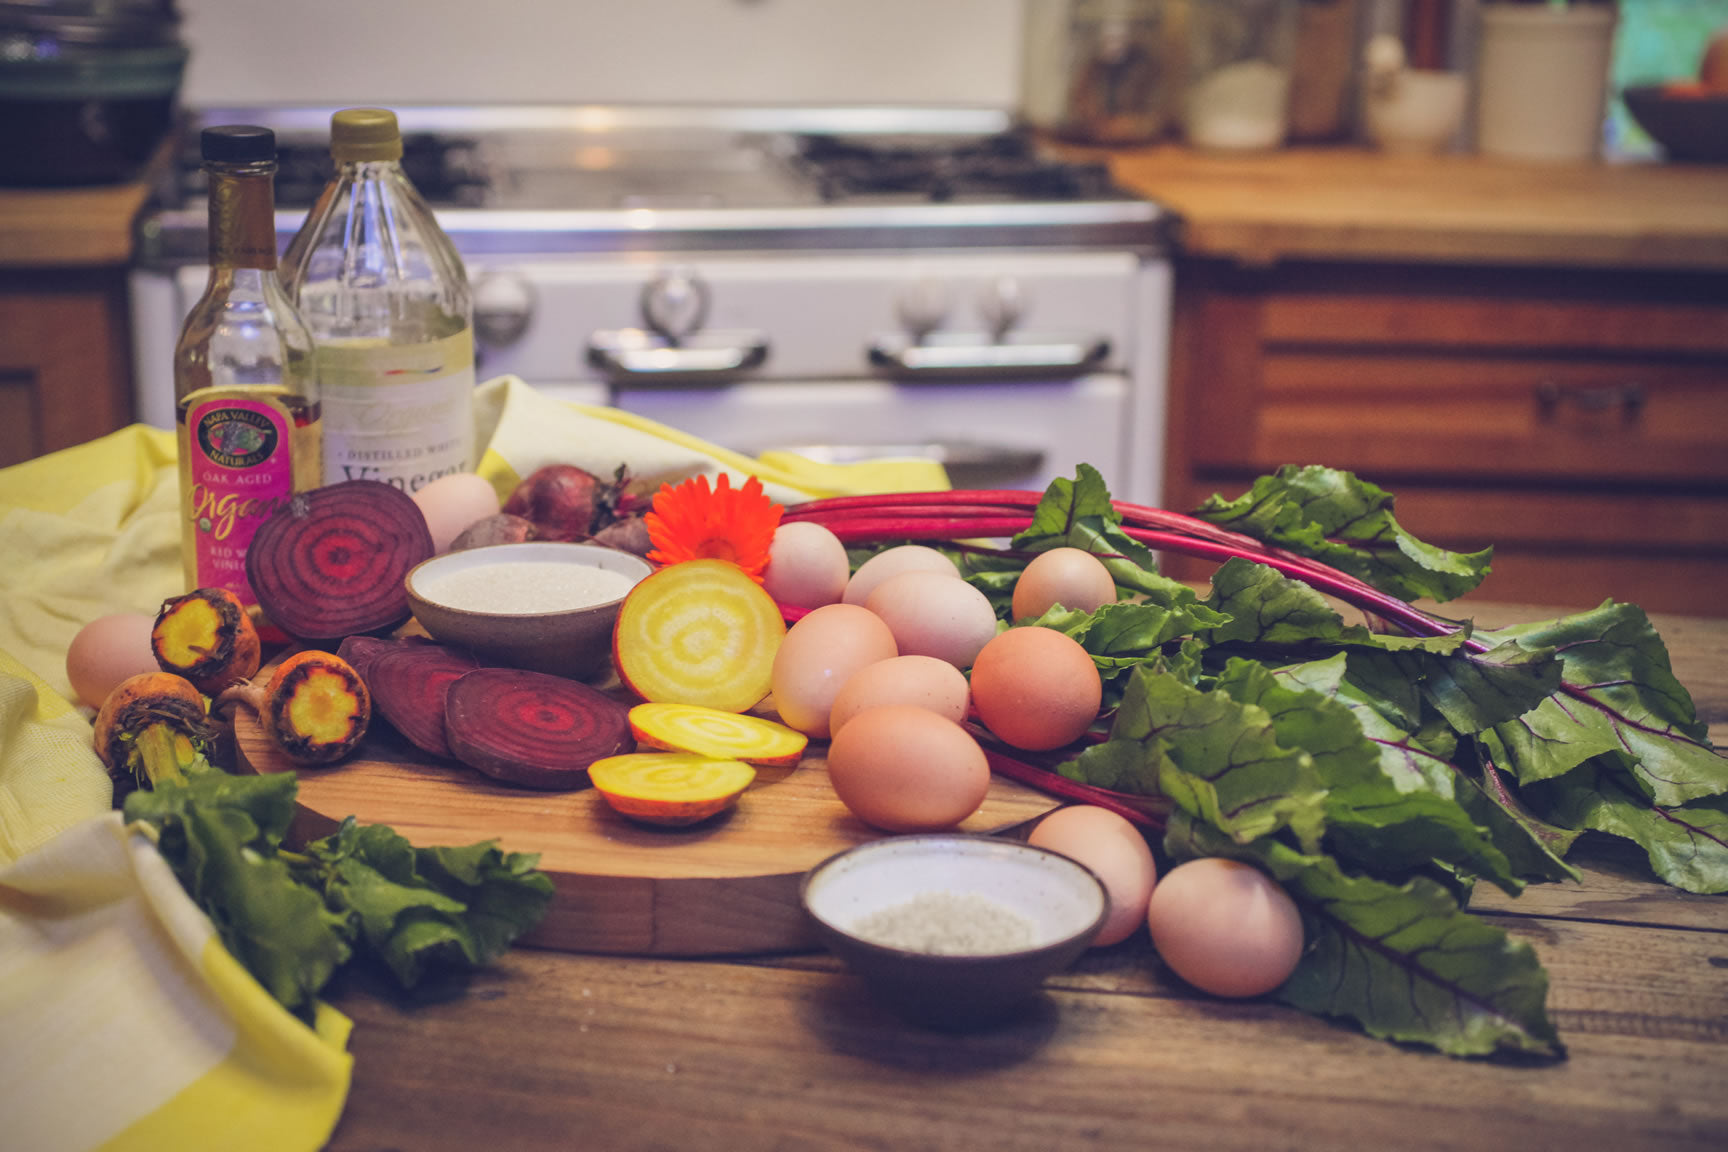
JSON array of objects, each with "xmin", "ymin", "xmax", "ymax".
[
  {"xmin": 1247, "ymin": 353, "xmax": 1728, "ymax": 483},
  {"xmin": 1186, "ymin": 265, "xmax": 1728, "ymax": 486},
  {"xmin": 1169, "ymin": 261, "xmax": 1728, "ymax": 617}
]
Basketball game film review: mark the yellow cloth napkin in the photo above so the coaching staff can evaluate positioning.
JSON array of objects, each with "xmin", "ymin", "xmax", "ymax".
[
  {"xmin": 472, "ymin": 373, "xmax": 948, "ymax": 506},
  {"xmin": 0, "ymin": 424, "xmax": 184, "ymax": 706},
  {"xmin": 0, "ymin": 812, "xmax": 352, "ymax": 1152},
  {"xmin": 0, "ymin": 655, "xmax": 111, "ymax": 868}
]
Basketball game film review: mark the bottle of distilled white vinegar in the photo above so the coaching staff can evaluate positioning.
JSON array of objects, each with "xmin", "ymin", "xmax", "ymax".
[
  {"xmin": 174, "ymin": 124, "xmax": 322, "ymax": 610},
  {"xmin": 282, "ymin": 107, "xmax": 475, "ymax": 493}
]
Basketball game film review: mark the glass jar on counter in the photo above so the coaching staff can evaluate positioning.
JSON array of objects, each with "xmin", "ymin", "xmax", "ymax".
[
  {"xmin": 1051, "ymin": 0, "xmax": 1170, "ymax": 145},
  {"xmin": 1180, "ymin": 0, "xmax": 1298, "ymax": 151}
]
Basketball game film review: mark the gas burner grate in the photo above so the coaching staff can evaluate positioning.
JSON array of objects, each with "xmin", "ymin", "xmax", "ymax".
[
  {"xmin": 179, "ymin": 132, "xmax": 490, "ymax": 209},
  {"xmin": 795, "ymin": 130, "xmax": 1120, "ymax": 204}
]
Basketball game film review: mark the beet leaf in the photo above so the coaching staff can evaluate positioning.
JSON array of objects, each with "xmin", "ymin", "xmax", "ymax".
[
  {"xmin": 1191, "ymin": 464, "xmax": 1494, "ymax": 603},
  {"xmin": 303, "ymin": 818, "xmax": 555, "ymax": 987},
  {"xmin": 1170, "ymin": 817, "xmax": 1562, "ymax": 1059},
  {"xmin": 123, "ymin": 758, "xmax": 551, "ymax": 1015}
]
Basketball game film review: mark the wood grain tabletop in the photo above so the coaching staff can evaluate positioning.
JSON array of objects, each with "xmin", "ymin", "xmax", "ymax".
[{"xmin": 316, "ymin": 601, "xmax": 1728, "ymax": 1152}]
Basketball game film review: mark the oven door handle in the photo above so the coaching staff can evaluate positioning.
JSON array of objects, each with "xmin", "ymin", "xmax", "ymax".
[
  {"xmin": 587, "ymin": 328, "xmax": 770, "ymax": 382},
  {"xmin": 867, "ymin": 333, "xmax": 1110, "ymax": 380},
  {"xmin": 760, "ymin": 441, "xmax": 1046, "ymax": 488}
]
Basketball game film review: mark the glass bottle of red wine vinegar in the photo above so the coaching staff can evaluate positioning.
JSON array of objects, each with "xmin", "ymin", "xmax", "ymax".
[{"xmin": 173, "ymin": 124, "xmax": 322, "ymax": 610}]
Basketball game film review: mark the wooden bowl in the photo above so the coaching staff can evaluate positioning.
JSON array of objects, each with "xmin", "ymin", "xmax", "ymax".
[{"xmin": 405, "ymin": 542, "xmax": 651, "ymax": 680}]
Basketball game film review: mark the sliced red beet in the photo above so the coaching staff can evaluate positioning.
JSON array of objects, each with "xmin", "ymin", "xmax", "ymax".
[
  {"xmin": 335, "ymin": 633, "xmax": 436, "ymax": 682},
  {"xmin": 444, "ymin": 667, "xmax": 634, "ymax": 790},
  {"xmin": 247, "ymin": 480, "xmax": 434, "ymax": 643},
  {"xmin": 335, "ymin": 634, "xmax": 395, "ymax": 682},
  {"xmin": 367, "ymin": 644, "xmax": 481, "ymax": 759}
]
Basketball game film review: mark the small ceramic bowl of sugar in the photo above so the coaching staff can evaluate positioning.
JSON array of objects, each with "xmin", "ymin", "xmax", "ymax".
[
  {"xmin": 405, "ymin": 541, "xmax": 652, "ymax": 680},
  {"xmin": 800, "ymin": 834, "xmax": 1108, "ymax": 1028}
]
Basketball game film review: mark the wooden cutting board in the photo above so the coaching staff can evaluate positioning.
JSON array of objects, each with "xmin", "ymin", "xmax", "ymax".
[{"xmin": 232, "ymin": 667, "xmax": 1062, "ymax": 958}]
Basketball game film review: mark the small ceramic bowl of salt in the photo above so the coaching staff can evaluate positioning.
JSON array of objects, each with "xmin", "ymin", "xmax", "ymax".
[
  {"xmin": 800, "ymin": 834, "xmax": 1108, "ymax": 1028},
  {"xmin": 405, "ymin": 541, "xmax": 652, "ymax": 680}
]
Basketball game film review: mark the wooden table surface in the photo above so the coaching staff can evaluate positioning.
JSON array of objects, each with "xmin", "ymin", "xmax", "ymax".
[{"xmin": 318, "ymin": 600, "xmax": 1728, "ymax": 1152}]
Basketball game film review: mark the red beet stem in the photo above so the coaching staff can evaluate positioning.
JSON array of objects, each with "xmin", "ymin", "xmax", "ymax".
[
  {"xmin": 366, "ymin": 644, "xmax": 480, "ymax": 760},
  {"xmin": 246, "ymin": 480, "xmax": 434, "ymax": 643},
  {"xmin": 783, "ymin": 499, "xmax": 1448, "ymax": 639},
  {"xmin": 444, "ymin": 668, "xmax": 633, "ymax": 790},
  {"xmin": 974, "ymin": 742, "xmax": 1168, "ymax": 830}
]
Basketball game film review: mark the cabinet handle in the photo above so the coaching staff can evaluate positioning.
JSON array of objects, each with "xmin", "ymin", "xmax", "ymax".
[{"xmin": 1535, "ymin": 382, "xmax": 1645, "ymax": 418}]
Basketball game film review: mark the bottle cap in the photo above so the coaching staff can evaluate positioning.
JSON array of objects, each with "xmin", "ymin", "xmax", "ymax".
[
  {"xmin": 201, "ymin": 125, "xmax": 276, "ymax": 165},
  {"xmin": 330, "ymin": 107, "xmax": 404, "ymax": 162}
]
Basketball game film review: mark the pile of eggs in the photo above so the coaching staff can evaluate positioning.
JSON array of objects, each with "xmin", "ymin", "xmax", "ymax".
[
  {"xmin": 763, "ymin": 529, "xmax": 1112, "ymax": 831},
  {"xmin": 763, "ymin": 522, "xmax": 1305, "ymax": 999}
]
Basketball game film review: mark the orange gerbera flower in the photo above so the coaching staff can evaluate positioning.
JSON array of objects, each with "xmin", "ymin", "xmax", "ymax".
[{"xmin": 645, "ymin": 472, "xmax": 783, "ymax": 582}]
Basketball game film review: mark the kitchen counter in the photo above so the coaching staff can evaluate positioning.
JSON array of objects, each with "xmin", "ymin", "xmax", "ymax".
[
  {"xmin": 1091, "ymin": 144, "xmax": 1728, "ymax": 270},
  {"xmin": 0, "ymin": 179, "xmax": 147, "ymax": 468},
  {"xmin": 319, "ymin": 599, "xmax": 1728, "ymax": 1152},
  {"xmin": 0, "ymin": 180, "xmax": 151, "ymax": 267}
]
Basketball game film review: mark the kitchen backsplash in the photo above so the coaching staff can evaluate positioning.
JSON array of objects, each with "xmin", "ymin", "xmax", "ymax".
[{"xmin": 177, "ymin": 0, "xmax": 1021, "ymax": 108}]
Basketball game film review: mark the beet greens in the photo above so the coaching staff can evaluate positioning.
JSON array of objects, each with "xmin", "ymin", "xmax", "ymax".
[{"xmin": 784, "ymin": 463, "xmax": 1728, "ymax": 1060}]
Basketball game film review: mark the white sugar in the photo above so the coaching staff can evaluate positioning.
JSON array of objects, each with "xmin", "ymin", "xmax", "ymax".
[
  {"xmin": 851, "ymin": 890, "xmax": 1037, "ymax": 955},
  {"xmin": 419, "ymin": 560, "xmax": 633, "ymax": 614}
]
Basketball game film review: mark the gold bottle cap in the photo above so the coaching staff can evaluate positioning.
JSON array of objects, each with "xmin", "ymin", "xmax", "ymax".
[{"xmin": 330, "ymin": 108, "xmax": 404, "ymax": 162}]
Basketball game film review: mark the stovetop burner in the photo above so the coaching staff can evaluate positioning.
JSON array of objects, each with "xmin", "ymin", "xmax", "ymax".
[
  {"xmin": 178, "ymin": 130, "xmax": 491, "ymax": 209},
  {"xmin": 795, "ymin": 131, "xmax": 1120, "ymax": 204}
]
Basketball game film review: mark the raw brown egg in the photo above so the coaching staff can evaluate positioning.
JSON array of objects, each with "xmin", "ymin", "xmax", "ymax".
[
  {"xmin": 1146, "ymin": 857, "xmax": 1304, "ymax": 998},
  {"xmin": 769, "ymin": 603, "xmax": 898, "ymax": 737},
  {"xmin": 969, "ymin": 626, "xmax": 1102, "ymax": 751},
  {"xmin": 842, "ymin": 544, "xmax": 959, "ymax": 605},
  {"xmin": 763, "ymin": 521, "xmax": 849, "ymax": 610},
  {"xmin": 66, "ymin": 612, "xmax": 161, "ymax": 709},
  {"xmin": 413, "ymin": 472, "xmax": 503, "ymax": 553},
  {"xmin": 826, "ymin": 705, "xmax": 990, "ymax": 832},
  {"xmin": 1012, "ymin": 547, "xmax": 1116, "ymax": 621},
  {"xmin": 864, "ymin": 570, "xmax": 999, "ymax": 669},
  {"xmin": 829, "ymin": 654, "xmax": 970, "ymax": 736},
  {"xmin": 1028, "ymin": 805, "xmax": 1156, "ymax": 947}
]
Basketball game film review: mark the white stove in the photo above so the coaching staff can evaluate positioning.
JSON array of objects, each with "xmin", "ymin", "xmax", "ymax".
[{"xmin": 130, "ymin": 105, "xmax": 1177, "ymax": 503}]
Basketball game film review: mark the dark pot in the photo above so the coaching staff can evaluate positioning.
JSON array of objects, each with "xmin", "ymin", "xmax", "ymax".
[{"xmin": 0, "ymin": 1, "xmax": 188, "ymax": 186}]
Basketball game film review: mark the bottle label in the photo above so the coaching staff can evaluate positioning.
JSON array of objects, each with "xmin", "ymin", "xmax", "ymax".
[
  {"xmin": 182, "ymin": 393, "xmax": 299, "ymax": 608},
  {"xmin": 317, "ymin": 329, "xmax": 477, "ymax": 493}
]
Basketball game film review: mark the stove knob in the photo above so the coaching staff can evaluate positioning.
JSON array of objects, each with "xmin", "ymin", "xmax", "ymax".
[
  {"xmin": 473, "ymin": 268, "xmax": 536, "ymax": 348},
  {"xmin": 979, "ymin": 277, "xmax": 1025, "ymax": 344},
  {"xmin": 896, "ymin": 277, "xmax": 951, "ymax": 345},
  {"xmin": 642, "ymin": 267, "xmax": 711, "ymax": 345}
]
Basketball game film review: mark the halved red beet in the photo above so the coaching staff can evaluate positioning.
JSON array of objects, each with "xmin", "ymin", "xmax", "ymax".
[
  {"xmin": 247, "ymin": 480, "xmax": 434, "ymax": 643},
  {"xmin": 367, "ymin": 643, "xmax": 480, "ymax": 759},
  {"xmin": 445, "ymin": 668, "xmax": 634, "ymax": 790}
]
